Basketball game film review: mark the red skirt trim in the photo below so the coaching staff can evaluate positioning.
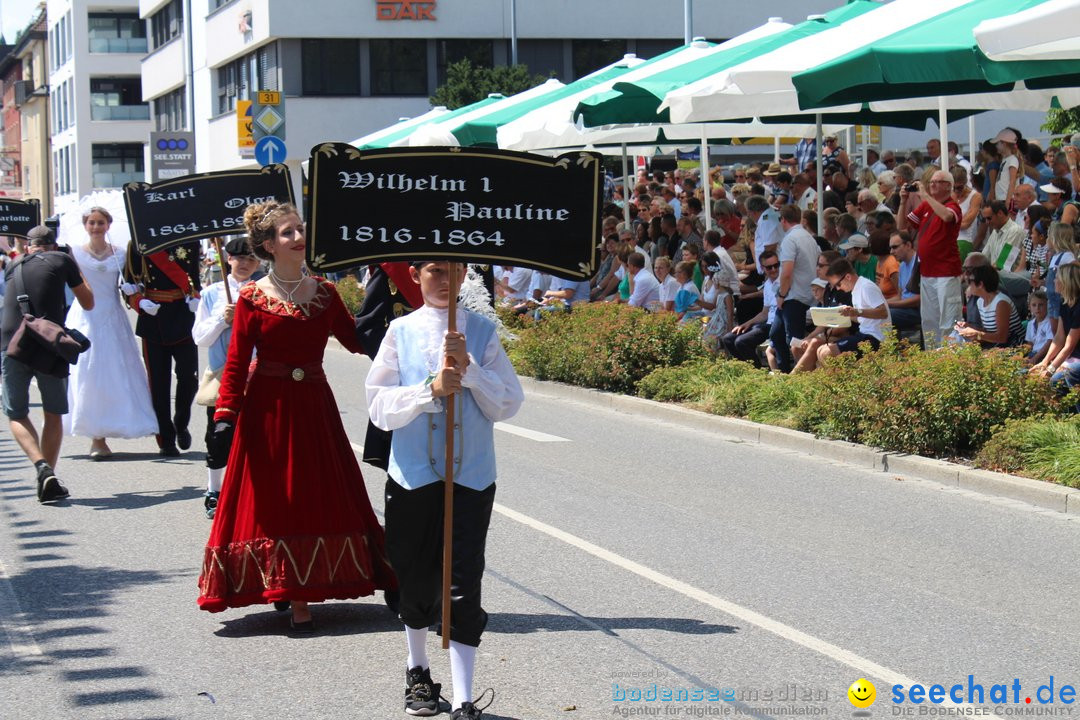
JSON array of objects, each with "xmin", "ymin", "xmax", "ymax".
[{"xmin": 197, "ymin": 531, "xmax": 397, "ymax": 613}]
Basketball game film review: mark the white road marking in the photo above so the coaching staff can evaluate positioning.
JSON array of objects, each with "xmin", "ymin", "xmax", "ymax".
[
  {"xmin": 0, "ymin": 554, "xmax": 44, "ymax": 661},
  {"xmin": 492, "ymin": 501, "xmax": 925, "ymax": 692},
  {"xmin": 494, "ymin": 422, "xmax": 569, "ymax": 443}
]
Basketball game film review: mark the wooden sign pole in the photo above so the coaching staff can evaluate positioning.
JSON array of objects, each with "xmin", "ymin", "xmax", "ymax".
[
  {"xmin": 441, "ymin": 261, "xmax": 461, "ymax": 650},
  {"xmin": 213, "ymin": 238, "xmax": 232, "ymax": 304}
]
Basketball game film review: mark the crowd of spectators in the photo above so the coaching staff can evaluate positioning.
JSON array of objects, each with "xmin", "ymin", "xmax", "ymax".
[{"xmin": 495, "ymin": 127, "xmax": 1080, "ymax": 402}]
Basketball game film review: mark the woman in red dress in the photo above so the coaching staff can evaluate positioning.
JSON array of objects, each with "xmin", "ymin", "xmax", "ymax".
[{"xmin": 197, "ymin": 200, "xmax": 396, "ymax": 631}]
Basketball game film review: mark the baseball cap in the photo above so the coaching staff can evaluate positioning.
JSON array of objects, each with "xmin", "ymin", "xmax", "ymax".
[
  {"xmin": 838, "ymin": 234, "xmax": 869, "ymax": 250},
  {"xmin": 26, "ymin": 225, "xmax": 55, "ymax": 246},
  {"xmin": 811, "ymin": 277, "xmax": 829, "ymax": 289},
  {"xmin": 994, "ymin": 129, "xmax": 1018, "ymax": 145}
]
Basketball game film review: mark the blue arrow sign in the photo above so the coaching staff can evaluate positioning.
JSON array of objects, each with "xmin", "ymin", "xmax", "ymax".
[{"xmin": 254, "ymin": 135, "xmax": 286, "ymax": 166}]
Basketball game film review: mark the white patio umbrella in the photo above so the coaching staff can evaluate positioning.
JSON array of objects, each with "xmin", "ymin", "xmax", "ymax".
[{"xmin": 974, "ymin": 0, "xmax": 1080, "ymax": 61}]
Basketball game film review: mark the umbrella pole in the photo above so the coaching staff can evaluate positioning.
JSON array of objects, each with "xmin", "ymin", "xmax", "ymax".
[
  {"xmin": 815, "ymin": 113, "xmax": 824, "ymax": 236},
  {"xmin": 213, "ymin": 238, "xmax": 232, "ymax": 304},
  {"xmin": 939, "ymin": 97, "xmax": 948, "ymax": 170},
  {"xmin": 773, "ymin": 136, "xmax": 780, "ymax": 164},
  {"xmin": 969, "ymin": 115, "xmax": 977, "ymax": 168},
  {"xmin": 860, "ymin": 126, "xmax": 868, "ymax": 170},
  {"xmin": 701, "ymin": 126, "xmax": 711, "ymax": 232},
  {"xmin": 621, "ymin": 143, "xmax": 630, "ymax": 227},
  {"xmin": 441, "ymin": 261, "xmax": 461, "ymax": 651}
]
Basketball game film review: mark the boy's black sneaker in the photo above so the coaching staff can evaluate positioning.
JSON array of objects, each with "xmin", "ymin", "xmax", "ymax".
[
  {"xmin": 451, "ymin": 689, "xmax": 495, "ymax": 719},
  {"xmin": 404, "ymin": 665, "xmax": 441, "ymax": 716},
  {"xmin": 36, "ymin": 466, "xmax": 69, "ymax": 504}
]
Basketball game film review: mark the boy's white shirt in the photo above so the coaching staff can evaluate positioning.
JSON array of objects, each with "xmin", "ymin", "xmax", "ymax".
[{"xmin": 366, "ymin": 304, "xmax": 524, "ymax": 432}]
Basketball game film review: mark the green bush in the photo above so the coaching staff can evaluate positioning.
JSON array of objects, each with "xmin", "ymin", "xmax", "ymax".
[
  {"xmin": 508, "ymin": 303, "xmax": 707, "ymax": 393},
  {"xmin": 977, "ymin": 416, "xmax": 1080, "ymax": 486}
]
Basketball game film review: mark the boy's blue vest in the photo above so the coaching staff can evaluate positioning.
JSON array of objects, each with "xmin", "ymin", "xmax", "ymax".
[{"xmin": 387, "ymin": 311, "xmax": 497, "ymax": 491}]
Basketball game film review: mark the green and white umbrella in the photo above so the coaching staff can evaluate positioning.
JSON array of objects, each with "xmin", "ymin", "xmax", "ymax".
[
  {"xmin": 974, "ymin": 0, "xmax": 1080, "ymax": 61},
  {"xmin": 791, "ymin": 0, "xmax": 1080, "ymax": 110},
  {"xmin": 348, "ymin": 105, "xmax": 454, "ymax": 149},
  {"xmin": 574, "ymin": 6, "xmax": 873, "ymax": 128}
]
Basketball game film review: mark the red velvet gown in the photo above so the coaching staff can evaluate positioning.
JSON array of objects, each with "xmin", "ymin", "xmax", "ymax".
[{"xmin": 198, "ymin": 277, "xmax": 396, "ymax": 612}]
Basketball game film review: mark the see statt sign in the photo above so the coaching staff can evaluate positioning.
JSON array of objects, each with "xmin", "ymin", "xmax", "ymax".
[{"xmin": 376, "ymin": 1, "xmax": 435, "ymax": 20}]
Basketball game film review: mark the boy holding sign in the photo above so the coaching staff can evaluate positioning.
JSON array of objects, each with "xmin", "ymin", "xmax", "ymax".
[{"xmin": 366, "ymin": 261, "xmax": 524, "ymax": 719}]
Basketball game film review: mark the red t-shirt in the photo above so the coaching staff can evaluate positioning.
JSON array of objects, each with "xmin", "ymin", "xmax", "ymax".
[
  {"xmin": 719, "ymin": 215, "xmax": 741, "ymax": 249},
  {"xmin": 907, "ymin": 200, "xmax": 962, "ymax": 277}
]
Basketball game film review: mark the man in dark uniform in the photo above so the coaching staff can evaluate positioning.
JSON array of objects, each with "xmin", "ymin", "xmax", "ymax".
[{"xmin": 123, "ymin": 239, "xmax": 202, "ymax": 456}]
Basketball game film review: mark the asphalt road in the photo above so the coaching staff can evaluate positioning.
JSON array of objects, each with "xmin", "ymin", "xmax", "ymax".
[{"xmin": 1, "ymin": 339, "xmax": 1078, "ymax": 720}]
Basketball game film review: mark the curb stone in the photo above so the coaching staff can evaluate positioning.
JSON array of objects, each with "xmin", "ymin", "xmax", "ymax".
[{"xmin": 519, "ymin": 376, "xmax": 1080, "ymax": 514}]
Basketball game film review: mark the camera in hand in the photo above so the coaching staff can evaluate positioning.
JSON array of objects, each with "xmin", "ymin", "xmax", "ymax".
[{"xmin": 904, "ymin": 183, "xmax": 918, "ymax": 192}]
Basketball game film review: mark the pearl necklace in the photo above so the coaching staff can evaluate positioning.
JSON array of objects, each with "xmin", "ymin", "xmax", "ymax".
[{"xmin": 269, "ymin": 269, "xmax": 305, "ymax": 306}]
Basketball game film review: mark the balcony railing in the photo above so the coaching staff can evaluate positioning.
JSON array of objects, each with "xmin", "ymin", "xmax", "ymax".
[
  {"xmin": 93, "ymin": 171, "xmax": 144, "ymax": 188},
  {"xmin": 88, "ymin": 37, "xmax": 149, "ymax": 53},
  {"xmin": 91, "ymin": 104, "xmax": 151, "ymax": 121}
]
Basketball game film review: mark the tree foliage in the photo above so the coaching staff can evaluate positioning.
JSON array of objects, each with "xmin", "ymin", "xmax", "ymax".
[
  {"xmin": 1042, "ymin": 107, "xmax": 1080, "ymax": 137},
  {"xmin": 430, "ymin": 59, "xmax": 551, "ymax": 110}
]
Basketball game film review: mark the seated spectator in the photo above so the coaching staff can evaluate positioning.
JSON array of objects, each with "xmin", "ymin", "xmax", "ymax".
[
  {"xmin": 838, "ymin": 232, "xmax": 876, "ymax": 281},
  {"xmin": 1024, "ymin": 289, "xmax": 1054, "ymax": 365},
  {"xmin": 770, "ymin": 172, "xmax": 793, "ymax": 207},
  {"xmin": 887, "ymin": 231, "xmax": 922, "ymax": 331},
  {"xmin": 856, "ymin": 189, "xmax": 890, "ymax": 236},
  {"xmin": 1032, "ymin": 263, "xmax": 1080, "ymax": 404},
  {"xmin": 1040, "ymin": 221, "xmax": 1079, "ymax": 333},
  {"xmin": 590, "ymin": 234, "xmax": 619, "ymax": 300},
  {"xmin": 682, "ymin": 242, "xmax": 704, "ymax": 290},
  {"xmin": 496, "ymin": 265, "xmax": 532, "ymax": 303},
  {"xmin": 533, "ymin": 274, "xmax": 590, "ymax": 319},
  {"xmin": 797, "ymin": 258, "xmax": 891, "ymax": 372},
  {"xmin": 621, "ymin": 252, "xmax": 651, "ymax": 308},
  {"xmin": 721, "ymin": 250, "xmax": 779, "ymax": 364},
  {"xmin": 792, "ymin": 173, "xmax": 816, "ymax": 210},
  {"xmin": 673, "ymin": 260, "xmax": 702, "ymax": 321},
  {"xmin": 870, "ymin": 229, "xmax": 900, "ymax": 300},
  {"xmin": 954, "ymin": 264, "xmax": 1024, "ymax": 348},
  {"xmin": 653, "ymin": 257, "xmax": 679, "ymax": 312},
  {"xmin": 612, "ymin": 243, "xmax": 634, "ymax": 303},
  {"xmin": 1024, "ymin": 207, "xmax": 1052, "ymax": 278},
  {"xmin": 712, "ymin": 199, "xmax": 741, "ymax": 249},
  {"xmin": 980, "ymin": 200, "xmax": 1026, "ymax": 272},
  {"xmin": 790, "ymin": 253, "xmax": 852, "ymax": 372}
]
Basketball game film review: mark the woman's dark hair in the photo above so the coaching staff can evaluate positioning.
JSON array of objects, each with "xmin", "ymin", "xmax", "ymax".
[
  {"xmin": 981, "ymin": 139, "xmax": 1001, "ymax": 160},
  {"xmin": 868, "ymin": 229, "xmax": 892, "ymax": 257},
  {"xmin": 701, "ymin": 251, "xmax": 721, "ymax": 273},
  {"xmin": 1025, "ymin": 204, "xmax": 1052, "ymax": 230},
  {"xmin": 703, "ymin": 229, "xmax": 722, "ymax": 249},
  {"xmin": 648, "ymin": 216, "xmax": 662, "ymax": 239},
  {"xmin": 969, "ymin": 263, "xmax": 1000, "ymax": 293},
  {"xmin": 1006, "ymin": 126, "xmax": 1029, "ymax": 156}
]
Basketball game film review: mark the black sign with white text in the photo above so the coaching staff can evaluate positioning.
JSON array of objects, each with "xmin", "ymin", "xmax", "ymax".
[
  {"xmin": 123, "ymin": 165, "xmax": 295, "ymax": 254},
  {"xmin": 306, "ymin": 143, "xmax": 602, "ymax": 279},
  {"xmin": 0, "ymin": 198, "xmax": 41, "ymax": 239}
]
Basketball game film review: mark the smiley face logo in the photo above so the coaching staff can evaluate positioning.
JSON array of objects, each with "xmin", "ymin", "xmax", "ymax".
[{"xmin": 848, "ymin": 678, "xmax": 876, "ymax": 708}]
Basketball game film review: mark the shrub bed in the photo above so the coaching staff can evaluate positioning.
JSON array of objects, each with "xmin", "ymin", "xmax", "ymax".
[{"xmin": 976, "ymin": 416, "xmax": 1080, "ymax": 487}]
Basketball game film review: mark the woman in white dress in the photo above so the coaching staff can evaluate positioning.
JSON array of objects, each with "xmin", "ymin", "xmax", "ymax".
[{"xmin": 65, "ymin": 207, "xmax": 158, "ymax": 458}]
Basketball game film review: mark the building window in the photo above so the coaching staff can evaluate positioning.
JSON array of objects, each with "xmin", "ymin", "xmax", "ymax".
[
  {"xmin": 154, "ymin": 87, "xmax": 186, "ymax": 131},
  {"xmin": 54, "ymin": 145, "xmax": 74, "ymax": 196},
  {"xmin": 301, "ymin": 39, "xmax": 360, "ymax": 96},
  {"xmin": 518, "ymin": 39, "xmax": 565, "ymax": 80},
  {"xmin": 436, "ymin": 39, "xmax": 494, "ymax": 85},
  {"xmin": 88, "ymin": 12, "xmax": 147, "ymax": 53},
  {"xmin": 149, "ymin": 0, "xmax": 182, "ymax": 51},
  {"xmin": 634, "ymin": 39, "xmax": 680, "ymax": 60},
  {"xmin": 209, "ymin": 0, "xmax": 235, "ymax": 10},
  {"xmin": 90, "ymin": 78, "xmax": 150, "ymax": 121},
  {"xmin": 370, "ymin": 39, "xmax": 427, "ymax": 96},
  {"xmin": 216, "ymin": 43, "xmax": 278, "ymax": 115},
  {"xmin": 92, "ymin": 143, "xmax": 144, "ymax": 188},
  {"xmin": 571, "ymin": 39, "xmax": 627, "ymax": 80}
]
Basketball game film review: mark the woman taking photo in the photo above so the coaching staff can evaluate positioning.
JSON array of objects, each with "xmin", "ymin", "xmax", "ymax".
[
  {"xmin": 65, "ymin": 206, "xmax": 158, "ymax": 458},
  {"xmin": 197, "ymin": 200, "xmax": 396, "ymax": 632}
]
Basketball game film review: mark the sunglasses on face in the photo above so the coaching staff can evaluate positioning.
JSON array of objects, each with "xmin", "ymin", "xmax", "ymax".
[{"xmin": 763, "ymin": 263, "xmax": 781, "ymax": 271}]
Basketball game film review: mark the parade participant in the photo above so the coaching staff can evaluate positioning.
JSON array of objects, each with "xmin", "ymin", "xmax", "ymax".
[
  {"xmin": 198, "ymin": 200, "xmax": 396, "ymax": 631},
  {"xmin": 2, "ymin": 225, "xmax": 94, "ymax": 502},
  {"xmin": 123, "ymin": 235, "xmax": 202, "ymax": 456},
  {"xmin": 367, "ymin": 260, "xmax": 524, "ymax": 720},
  {"xmin": 66, "ymin": 207, "xmax": 158, "ymax": 458},
  {"xmin": 192, "ymin": 237, "xmax": 260, "ymax": 519}
]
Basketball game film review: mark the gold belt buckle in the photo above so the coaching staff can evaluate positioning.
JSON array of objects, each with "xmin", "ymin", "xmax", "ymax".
[{"xmin": 291, "ymin": 368, "xmax": 305, "ymax": 381}]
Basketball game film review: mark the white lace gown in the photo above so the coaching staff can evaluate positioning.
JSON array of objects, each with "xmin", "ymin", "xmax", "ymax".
[{"xmin": 64, "ymin": 243, "xmax": 159, "ymax": 439}]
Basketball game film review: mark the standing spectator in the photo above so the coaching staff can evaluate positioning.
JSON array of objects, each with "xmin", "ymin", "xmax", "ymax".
[
  {"xmin": 980, "ymin": 200, "xmax": 1026, "ymax": 272},
  {"xmin": 887, "ymin": 231, "xmax": 922, "ymax": 331},
  {"xmin": 785, "ymin": 136, "xmax": 817, "ymax": 173},
  {"xmin": 952, "ymin": 166, "xmax": 982, "ymax": 260},
  {"xmin": 898, "ymin": 170, "xmax": 963, "ymax": 350},
  {"xmin": 954, "ymin": 264, "xmax": 1024, "ymax": 348},
  {"xmin": 821, "ymin": 134, "xmax": 850, "ymax": 174},
  {"xmin": 722, "ymin": 250, "xmax": 779, "ymax": 364},
  {"xmin": 792, "ymin": 173, "xmax": 817, "ymax": 211},
  {"xmin": 65, "ymin": 207, "xmax": 158, "ymax": 459},
  {"xmin": 772, "ymin": 205, "xmax": 820, "ymax": 373},
  {"xmin": 979, "ymin": 139, "xmax": 1001, "ymax": 201},
  {"xmin": 2, "ymin": 225, "xmax": 94, "ymax": 502},
  {"xmin": 992, "ymin": 128, "xmax": 1026, "ymax": 205},
  {"xmin": 745, "ymin": 195, "xmax": 783, "ymax": 274}
]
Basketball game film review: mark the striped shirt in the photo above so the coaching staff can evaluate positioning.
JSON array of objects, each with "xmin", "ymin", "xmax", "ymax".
[{"xmin": 976, "ymin": 292, "xmax": 1024, "ymax": 347}]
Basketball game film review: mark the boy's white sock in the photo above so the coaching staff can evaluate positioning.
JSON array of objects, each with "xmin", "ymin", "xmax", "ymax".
[
  {"xmin": 406, "ymin": 626, "xmax": 429, "ymax": 670},
  {"xmin": 449, "ymin": 640, "xmax": 476, "ymax": 709},
  {"xmin": 207, "ymin": 467, "xmax": 224, "ymax": 493}
]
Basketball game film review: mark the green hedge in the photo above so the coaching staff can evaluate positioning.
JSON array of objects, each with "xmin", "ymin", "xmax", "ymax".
[
  {"xmin": 504, "ymin": 302, "xmax": 708, "ymax": 394},
  {"xmin": 976, "ymin": 416, "xmax": 1080, "ymax": 487}
]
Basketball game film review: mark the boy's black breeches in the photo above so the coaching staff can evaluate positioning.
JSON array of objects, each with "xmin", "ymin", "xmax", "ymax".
[{"xmin": 384, "ymin": 477, "xmax": 495, "ymax": 648}]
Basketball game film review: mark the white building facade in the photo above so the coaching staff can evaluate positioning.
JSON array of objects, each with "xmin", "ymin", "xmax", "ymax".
[{"xmin": 48, "ymin": 0, "xmax": 151, "ymax": 215}]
